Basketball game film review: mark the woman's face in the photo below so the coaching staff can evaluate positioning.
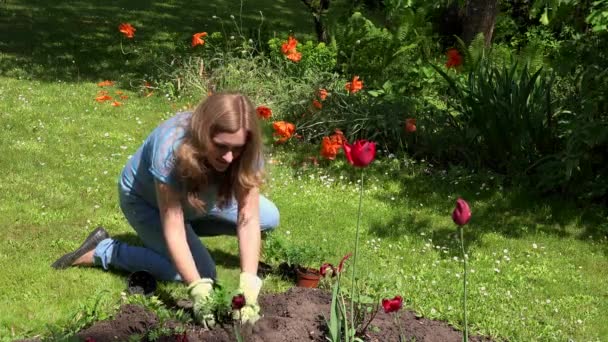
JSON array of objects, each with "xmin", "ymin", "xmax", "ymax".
[{"xmin": 207, "ymin": 128, "xmax": 247, "ymax": 172}]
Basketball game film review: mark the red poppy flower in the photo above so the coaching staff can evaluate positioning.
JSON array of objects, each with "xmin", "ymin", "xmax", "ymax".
[
  {"xmin": 382, "ymin": 295, "xmax": 403, "ymax": 313},
  {"xmin": 337, "ymin": 252, "xmax": 352, "ymax": 273},
  {"xmin": 445, "ymin": 48, "xmax": 463, "ymax": 69},
  {"xmin": 111, "ymin": 101, "xmax": 122, "ymax": 107},
  {"xmin": 312, "ymin": 99, "xmax": 322, "ymax": 109},
  {"xmin": 281, "ymin": 36, "xmax": 298, "ymax": 55},
  {"xmin": 321, "ymin": 137, "xmax": 340, "ymax": 160},
  {"xmin": 405, "ymin": 118, "xmax": 416, "ymax": 133},
  {"xmin": 272, "ymin": 121, "xmax": 296, "ymax": 143},
  {"xmin": 452, "ymin": 198, "xmax": 471, "ymax": 226},
  {"xmin": 192, "ymin": 32, "xmax": 208, "ymax": 47},
  {"xmin": 120, "ymin": 95, "xmax": 129, "ymax": 100},
  {"xmin": 231, "ymin": 294, "xmax": 246, "ymax": 310},
  {"xmin": 256, "ymin": 105, "xmax": 272, "ymax": 119},
  {"xmin": 97, "ymin": 80, "xmax": 114, "ymax": 87},
  {"xmin": 343, "ymin": 140, "xmax": 376, "ymax": 168},
  {"xmin": 118, "ymin": 23, "xmax": 136, "ymax": 39},
  {"xmin": 319, "ymin": 263, "xmax": 336, "ymax": 277},
  {"xmin": 318, "ymin": 88, "xmax": 328, "ymax": 101},
  {"xmin": 345, "ymin": 76, "xmax": 363, "ymax": 94}
]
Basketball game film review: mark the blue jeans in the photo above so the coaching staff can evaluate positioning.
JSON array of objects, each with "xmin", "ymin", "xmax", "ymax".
[{"xmin": 93, "ymin": 189, "xmax": 279, "ymax": 282}]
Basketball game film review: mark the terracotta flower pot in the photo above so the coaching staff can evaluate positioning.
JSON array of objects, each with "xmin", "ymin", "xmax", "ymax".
[{"xmin": 296, "ymin": 267, "xmax": 321, "ymax": 288}]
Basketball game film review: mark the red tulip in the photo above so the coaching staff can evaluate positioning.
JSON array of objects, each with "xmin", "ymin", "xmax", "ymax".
[
  {"xmin": 452, "ymin": 198, "xmax": 471, "ymax": 226},
  {"xmin": 343, "ymin": 140, "xmax": 376, "ymax": 168},
  {"xmin": 337, "ymin": 252, "xmax": 352, "ymax": 273},
  {"xmin": 319, "ymin": 263, "xmax": 336, "ymax": 277},
  {"xmin": 382, "ymin": 295, "xmax": 403, "ymax": 313},
  {"xmin": 231, "ymin": 294, "xmax": 246, "ymax": 310}
]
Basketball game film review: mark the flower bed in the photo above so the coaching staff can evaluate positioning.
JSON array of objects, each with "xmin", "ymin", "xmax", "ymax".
[{"xmin": 60, "ymin": 287, "xmax": 491, "ymax": 342}]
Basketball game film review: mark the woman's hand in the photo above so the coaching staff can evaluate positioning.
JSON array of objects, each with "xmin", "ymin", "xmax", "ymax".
[
  {"xmin": 234, "ymin": 272, "xmax": 263, "ymax": 324},
  {"xmin": 188, "ymin": 278, "xmax": 216, "ymax": 328}
]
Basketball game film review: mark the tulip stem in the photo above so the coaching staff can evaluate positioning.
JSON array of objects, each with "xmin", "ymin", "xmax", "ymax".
[
  {"xmin": 460, "ymin": 226, "xmax": 468, "ymax": 342},
  {"xmin": 350, "ymin": 169, "xmax": 364, "ymax": 334}
]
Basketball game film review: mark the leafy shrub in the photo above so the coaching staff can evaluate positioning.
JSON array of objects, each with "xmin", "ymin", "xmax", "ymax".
[
  {"xmin": 267, "ymin": 37, "xmax": 338, "ymax": 75},
  {"xmin": 333, "ymin": 10, "xmax": 435, "ymax": 89},
  {"xmin": 432, "ymin": 56, "xmax": 559, "ymax": 174},
  {"xmin": 533, "ymin": 32, "xmax": 608, "ymax": 201}
]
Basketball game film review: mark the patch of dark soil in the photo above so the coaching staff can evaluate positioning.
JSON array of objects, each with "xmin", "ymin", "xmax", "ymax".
[{"xmin": 69, "ymin": 287, "xmax": 492, "ymax": 341}]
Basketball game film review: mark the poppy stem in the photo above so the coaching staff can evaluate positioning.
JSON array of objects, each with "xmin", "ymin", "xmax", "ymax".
[
  {"xmin": 350, "ymin": 168, "xmax": 365, "ymax": 332},
  {"xmin": 460, "ymin": 226, "xmax": 468, "ymax": 342}
]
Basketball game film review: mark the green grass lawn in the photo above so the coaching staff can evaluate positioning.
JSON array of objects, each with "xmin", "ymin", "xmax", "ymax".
[
  {"xmin": 0, "ymin": 0, "xmax": 316, "ymax": 82},
  {"xmin": 0, "ymin": 76, "xmax": 607, "ymax": 341},
  {"xmin": 1, "ymin": 1, "xmax": 608, "ymax": 341}
]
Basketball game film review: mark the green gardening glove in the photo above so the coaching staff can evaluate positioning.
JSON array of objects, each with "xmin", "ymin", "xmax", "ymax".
[
  {"xmin": 188, "ymin": 278, "xmax": 216, "ymax": 329},
  {"xmin": 233, "ymin": 272, "xmax": 262, "ymax": 324}
]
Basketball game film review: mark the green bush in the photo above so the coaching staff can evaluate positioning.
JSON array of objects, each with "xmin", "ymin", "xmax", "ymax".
[{"xmin": 433, "ymin": 56, "xmax": 558, "ymax": 174}]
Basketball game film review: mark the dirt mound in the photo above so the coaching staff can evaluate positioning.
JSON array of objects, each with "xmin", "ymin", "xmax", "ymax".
[{"xmin": 69, "ymin": 287, "xmax": 492, "ymax": 342}]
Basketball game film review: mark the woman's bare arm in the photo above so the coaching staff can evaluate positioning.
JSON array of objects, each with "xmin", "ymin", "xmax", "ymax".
[
  {"xmin": 155, "ymin": 180, "xmax": 201, "ymax": 284},
  {"xmin": 236, "ymin": 186, "xmax": 261, "ymax": 275}
]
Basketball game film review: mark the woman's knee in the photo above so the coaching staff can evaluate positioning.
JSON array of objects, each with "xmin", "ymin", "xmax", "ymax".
[{"xmin": 260, "ymin": 198, "xmax": 280, "ymax": 231}]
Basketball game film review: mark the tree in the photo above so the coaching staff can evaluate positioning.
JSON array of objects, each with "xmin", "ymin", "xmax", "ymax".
[
  {"xmin": 461, "ymin": 0, "xmax": 499, "ymax": 46},
  {"xmin": 300, "ymin": 0, "xmax": 331, "ymax": 43}
]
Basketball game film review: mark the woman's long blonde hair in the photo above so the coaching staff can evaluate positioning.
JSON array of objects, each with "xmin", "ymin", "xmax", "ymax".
[{"xmin": 175, "ymin": 92, "xmax": 264, "ymax": 212}]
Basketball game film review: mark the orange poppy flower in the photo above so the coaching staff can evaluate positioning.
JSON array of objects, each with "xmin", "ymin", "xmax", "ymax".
[
  {"xmin": 272, "ymin": 121, "xmax": 296, "ymax": 143},
  {"xmin": 111, "ymin": 101, "xmax": 122, "ymax": 107},
  {"xmin": 120, "ymin": 95, "xmax": 129, "ymax": 100},
  {"xmin": 318, "ymin": 88, "xmax": 328, "ymax": 101},
  {"xmin": 312, "ymin": 99, "xmax": 322, "ymax": 109},
  {"xmin": 95, "ymin": 94, "xmax": 112, "ymax": 102},
  {"xmin": 329, "ymin": 129, "xmax": 346, "ymax": 146},
  {"xmin": 405, "ymin": 118, "xmax": 417, "ymax": 133},
  {"xmin": 345, "ymin": 76, "xmax": 363, "ymax": 94},
  {"xmin": 286, "ymin": 51, "xmax": 302, "ymax": 63},
  {"xmin": 281, "ymin": 36, "xmax": 298, "ymax": 55},
  {"xmin": 97, "ymin": 80, "xmax": 114, "ymax": 87},
  {"xmin": 118, "ymin": 23, "xmax": 136, "ymax": 39},
  {"xmin": 256, "ymin": 105, "xmax": 272, "ymax": 119},
  {"xmin": 320, "ymin": 136, "xmax": 341, "ymax": 160},
  {"xmin": 192, "ymin": 32, "xmax": 208, "ymax": 47},
  {"xmin": 445, "ymin": 48, "xmax": 463, "ymax": 69}
]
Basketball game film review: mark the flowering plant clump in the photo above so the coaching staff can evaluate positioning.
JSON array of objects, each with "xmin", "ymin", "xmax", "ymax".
[{"xmin": 452, "ymin": 198, "xmax": 472, "ymax": 341}]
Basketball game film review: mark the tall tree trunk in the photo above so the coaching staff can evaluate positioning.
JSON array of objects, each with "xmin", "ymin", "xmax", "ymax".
[
  {"xmin": 313, "ymin": 14, "xmax": 329, "ymax": 43},
  {"xmin": 301, "ymin": 0, "xmax": 330, "ymax": 43},
  {"xmin": 462, "ymin": 0, "xmax": 498, "ymax": 46}
]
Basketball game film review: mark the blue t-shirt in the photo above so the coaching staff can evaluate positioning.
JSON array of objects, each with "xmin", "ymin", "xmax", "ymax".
[{"xmin": 119, "ymin": 112, "xmax": 217, "ymax": 219}]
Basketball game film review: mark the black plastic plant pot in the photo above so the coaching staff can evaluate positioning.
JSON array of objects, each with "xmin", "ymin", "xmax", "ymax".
[{"xmin": 127, "ymin": 270, "xmax": 157, "ymax": 296}]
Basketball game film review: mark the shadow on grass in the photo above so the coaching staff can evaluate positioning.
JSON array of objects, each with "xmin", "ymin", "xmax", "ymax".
[
  {"xmin": 0, "ymin": 0, "xmax": 313, "ymax": 82},
  {"xmin": 273, "ymin": 143, "xmax": 608, "ymax": 254}
]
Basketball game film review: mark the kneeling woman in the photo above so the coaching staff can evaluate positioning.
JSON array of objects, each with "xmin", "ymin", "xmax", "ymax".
[{"xmin": 52, "ymin": 93, "xmax": 279, "ymax": 325}]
